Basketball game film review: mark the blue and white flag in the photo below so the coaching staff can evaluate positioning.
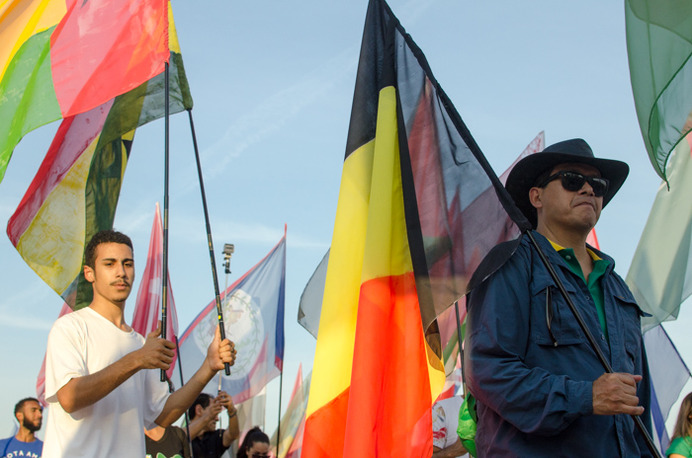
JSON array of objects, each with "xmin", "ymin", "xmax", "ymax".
[
  {"xmin": 179, "ymin": 230, "xmax": 286, "ymax": 402},
  {"xmin": 644, "ymin": 324, "xmax": 691, "ymax": 452}
]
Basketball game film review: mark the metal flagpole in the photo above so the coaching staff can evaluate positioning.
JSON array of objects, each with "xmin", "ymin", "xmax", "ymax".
[
  {"xmin": 524, "ymin": 230, "xmax": 662, "ymax": 458},
  {"xmin": 160, "ymin": 61, "xmax": 171, "ymax": 382},
  {"xmin": 187, "ymin": 109, "xmax": 231, "ymax": 376}
]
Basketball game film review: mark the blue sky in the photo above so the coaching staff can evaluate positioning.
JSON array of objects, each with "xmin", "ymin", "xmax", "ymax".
[{"xmin": 0, "ymin": 0, "xmax": 690, "ymax": 440}]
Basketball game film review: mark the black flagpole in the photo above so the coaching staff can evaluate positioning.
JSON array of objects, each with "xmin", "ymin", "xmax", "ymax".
[
  {"xmin": 524, "ymin": 230, "xmax": 661, "ymax": 458},
  {"xmin": 187, "ymin": 109, "xmax": 231, "ymax": 376},
  {"xmin": 453, "ymin": 300, "xmax": 465, "ymax": 397},
  {"xmin": 160, "ymin": 61, "xmax": 171, "ymax": 382},
  {"xmin": 276, "ymin": 369, "xmax": 283, "ymax": 454}
]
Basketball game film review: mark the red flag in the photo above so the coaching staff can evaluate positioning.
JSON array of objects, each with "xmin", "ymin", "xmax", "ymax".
[
  {"xmin": 36, "ymin": 303, "xmax": 72, "ymax": 406},
  {"xmin": 131, "ymin": 202, "xmax": 179, "ymax": 379},
  {"xmin": 50, "ymin": 0, "xmax": 169, "ymax": 117}
]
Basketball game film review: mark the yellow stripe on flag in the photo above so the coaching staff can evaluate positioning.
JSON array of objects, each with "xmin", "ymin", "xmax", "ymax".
[
  {"xmin": 306, "ymin": 138, "xmax": 374, "ymax": 417},
  {"xmin": 0, "ymin": 0, "xmax": 65, "ymax": 82}
]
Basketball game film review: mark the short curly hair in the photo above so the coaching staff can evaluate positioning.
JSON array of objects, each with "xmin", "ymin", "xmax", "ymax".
[
  {"xmin": 14, "ymin": 397, "xmax": 40, "ymax": 418},
  {"xmin": 84, "ymin": 230, "xmax": 133, "ymax": 268}
]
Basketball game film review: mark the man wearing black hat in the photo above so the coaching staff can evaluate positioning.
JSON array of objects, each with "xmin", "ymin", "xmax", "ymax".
[{"xmin": 465, "ymin": 139, "xmax": 652, "ymax": 457}]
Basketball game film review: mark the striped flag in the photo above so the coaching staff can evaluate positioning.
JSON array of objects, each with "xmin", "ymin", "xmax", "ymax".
[
  {"xmin": 644, "ymin": 324, "xmax": 692, "ymax": 452},
  {"xmin": 271, "ymin": 366, "xmax": 310, "ymax": 458},
  {"xmin": 0, "ymin": 0, "xmax": 170, "ymax": 183},
  {"xmin": 6, "ymin": 6, "xmax": 193, "ymax": 311},
  {"xmin": 303, "ymin": 0, "xmax": 528, "ymax": 455},
  {"xmin": 130, "ymin": 203, "xmax": 179, "ymax": 380}
]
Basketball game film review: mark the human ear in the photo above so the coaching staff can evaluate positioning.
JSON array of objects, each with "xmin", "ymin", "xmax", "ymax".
[
  {"xmin": 84, "ymin": 265, "xmax": 95, "ymax": 283},
  {"xmin": 528, "ymin": 187, "xmax": 543, "ymax": 210}
]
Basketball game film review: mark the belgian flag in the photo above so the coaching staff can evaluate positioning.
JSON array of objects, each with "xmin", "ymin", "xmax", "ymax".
[{"xmin": 303, "ymin": 0, "xmax": 528, "ymax": 456}]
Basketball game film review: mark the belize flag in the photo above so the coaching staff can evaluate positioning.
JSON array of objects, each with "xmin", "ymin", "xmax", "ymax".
[{"xmin": 178, "ymin": 229, "xmax": 286, "ymax": 402}]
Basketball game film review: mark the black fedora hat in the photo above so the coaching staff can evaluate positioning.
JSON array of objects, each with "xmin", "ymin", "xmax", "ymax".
[{"xmin": 505, "ymin": 138, "xmax": 629, "ymax": 228}]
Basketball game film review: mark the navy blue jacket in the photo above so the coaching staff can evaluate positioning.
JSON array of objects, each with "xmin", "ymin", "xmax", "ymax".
[{"xmin": 465, "ymin": 231, "xmax": 652, "ymax": 457}]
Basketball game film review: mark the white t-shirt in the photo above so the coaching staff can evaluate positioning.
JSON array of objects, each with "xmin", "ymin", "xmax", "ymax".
[
  {"xmin": 43, "ymin": 307, "xmax": 169, "ymax": 457},
  {"xmin": 432, "ymin": 396, "xmax": 463, "ymax": 450}
]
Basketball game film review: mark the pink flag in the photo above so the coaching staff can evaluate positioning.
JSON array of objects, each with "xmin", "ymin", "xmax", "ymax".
[
  {"xmin": 131, "ymin": 202, "xmax": 179, "ymax": 379},
  {"xmin": 587, "ymin": 228, "xmax": 599, "ymax": 250},
  {"xmin": 36, "ymin": 303, "xmax": 72, "ymax": 406}
]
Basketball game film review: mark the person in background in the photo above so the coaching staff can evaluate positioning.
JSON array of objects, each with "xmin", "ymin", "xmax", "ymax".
[
  {"xmin": 188, "ymin": 391, "xmax": 240, "ymax": 457},
  {"xmin": 0, "ymin": 397, "xmax": 43, "ymax": 458},
  {"xmin": 145, "ymin": 424, "xmax": 191, "ymax": 458},
  {"xmin": 145, "ymin": 379, "xmax": 192, "ymax": 458},
  {"xmin": 237, "ymin": 427, "xmax": 270, "ymax": 458},
  {"xmin": 667, "ymin": 392, "xmax": 692, "ymax": 458}
]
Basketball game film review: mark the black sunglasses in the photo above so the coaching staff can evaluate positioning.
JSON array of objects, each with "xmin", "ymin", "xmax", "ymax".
[{"xmin": 538, "ymin": 171, "xmax": 609, "ymax": 197}]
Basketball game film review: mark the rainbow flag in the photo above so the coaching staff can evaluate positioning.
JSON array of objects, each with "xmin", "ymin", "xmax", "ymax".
[
  {"xmin": 0, "ymin": 0, "xmax": 170, "ymax": 183},
  {"xmin": 303, "ymin": 0, "xmax": 527, "ymax": 455},
  {"xmin": 6, "ymin": 5, "xmax": 192, "ymax": 310}
]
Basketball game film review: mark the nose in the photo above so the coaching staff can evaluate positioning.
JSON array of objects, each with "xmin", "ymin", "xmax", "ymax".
[
  {"xmin": 115, "ymin": 262, "xmax": 127, "ymax": 277},
  {"xmin": 579, "ymin": 180, "xmax": 595, "ymax": 196}
]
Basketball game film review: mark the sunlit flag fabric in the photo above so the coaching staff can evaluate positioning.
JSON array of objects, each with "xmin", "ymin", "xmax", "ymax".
[
  {"xmin": 625, "ymin": 0, "xmax": 692, "ymax": 180},
  {"xmin": 236, "ymin": 387, "xmax": 267, "ymax": 444},
  {"xmin": 130, "ymin": 203, "xmax": 179, "ymax": 380},
  {"xmin": 35, "ymin": 302, "xmax": 72, "ymax": 406},
  {"xmin": 178, "ymin": 231, "xmax": 286, "ymax": 403},
  {"xmin": 271, "ymin": 366, "xmax": 310, "ymax": 458},
  {"xmin": 626, "ymin": 133, "xmax": 692, "ymax": 330},
  {"xmin": 302, "ymin": 0, "xmax": 529, "ymax": 456},
  {"xmin": 6, "ymin": 6, "xmax": 193, "ymax": 310},
  {"xmin": 0, "ymin": 0, "xmax": 169, "ymax": 183},
  {"xmin": 297, "ymin": 133, "xmax": 545, "ymax": 343},
  {"xmin": 643, "ymin": 324, "xmax": 692, "ymax": 453}
]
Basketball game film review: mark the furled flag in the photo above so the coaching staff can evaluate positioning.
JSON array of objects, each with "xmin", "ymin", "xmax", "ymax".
[
  {"xmin": 626, "ymin": 133, "xmax": 692, "ymax": 330},
  {"xmin": 625, "ymin": 0, "xmax": 692, "ymax": 180},
  {"xmin": 644, "ymin": 324, "xmax": 692, "ymax": 452},
  {"xmin": 178, "ymin": 230, "xmax": 286, "ymax": 402},
  {"xmin": 36, "ymin": 302, "xmax": 72, "ymax": 406},
  {"xmin": 6, "ymin": 4, "xmax": 193, "ymax": 311},
  {"xmin": 271, "ymin": 366, "xmax": 311, "ymax": 458},
  {"xmin": 236, "ymin": 387, "xmax": 267, "ymax": 444},
  {"xmin": 302, "ymin": 0, "xmax": 530, "ymax": 456},
  {"xmin": 130, "ymin": 203, "xmax": 179, "ymax": 380},
  {"xmin": 0, "ymin": 0, "xmax": 170, "ymax": 183}
]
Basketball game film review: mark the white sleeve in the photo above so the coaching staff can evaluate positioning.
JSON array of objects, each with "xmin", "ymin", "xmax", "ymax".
[
  {"xmin": 44, "ymin": 316, "xmax": 88, "ymax": 403},
  {"xmin": 142, "ymin": 368, "xmax": 171, "ymax": 428}
]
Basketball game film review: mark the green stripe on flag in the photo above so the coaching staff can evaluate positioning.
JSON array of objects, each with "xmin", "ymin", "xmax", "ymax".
[{"xmin": 0, "ymin": 27, "xmax": 61, "ymax": 182}]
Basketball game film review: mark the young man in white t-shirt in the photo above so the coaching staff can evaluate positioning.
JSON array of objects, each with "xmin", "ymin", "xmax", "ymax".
[{"xmin": 42, "ymin": 230, "xmax": 237, "ymax": 457}]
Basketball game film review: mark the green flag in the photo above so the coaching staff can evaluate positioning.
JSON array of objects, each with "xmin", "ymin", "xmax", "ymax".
[
  {"xmin": 625, "ymin": 134, "xmax": 692, "ymax": 330},
  {"xmin": 625, "ymin": 0, "xmax": 692, "ymax": 180}
]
